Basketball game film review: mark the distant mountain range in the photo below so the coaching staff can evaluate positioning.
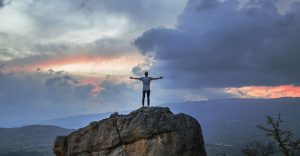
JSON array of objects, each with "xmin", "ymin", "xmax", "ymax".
[
  {"xmin": 0, "ymin": 125, "xmax": 73, "ymax": 156},
  {"xmin": 41, "ymin": 112, "xmax": 113, "ymax": 129},
  {"xmin": 1, "ymin": 97, "xmax": 300, "ymax": 155},
  {"xmin": 40, "ymin": 111, "xmax": 130, "ymax": 129}
]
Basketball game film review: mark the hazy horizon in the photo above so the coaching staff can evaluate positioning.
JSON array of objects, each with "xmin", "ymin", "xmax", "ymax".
[{"xmin": 1, "ymin": 97, "xmax": 300, "ymax": 128}]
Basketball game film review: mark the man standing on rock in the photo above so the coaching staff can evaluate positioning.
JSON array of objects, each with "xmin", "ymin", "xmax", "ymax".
[{"xmin": 130, "ymin": 71, "xmax": 163, "ymax": 107}]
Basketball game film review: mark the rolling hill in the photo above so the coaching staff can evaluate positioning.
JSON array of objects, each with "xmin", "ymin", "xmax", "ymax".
[{"xmin": 0, "ymin": 125, "xmax": 73, "ymax": 156}]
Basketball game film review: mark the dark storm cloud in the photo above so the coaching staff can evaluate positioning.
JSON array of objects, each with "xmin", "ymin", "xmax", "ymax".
[
  {"xmin": 0, "ymin": 71, "xmax": 98, "ymax": 126},
  {"xmin": 0, "ymin": 0, "xmax": 186, "ymax": 65},
  {"xmin": 134, "ymin": 0, "xmax": 300, "ymax": 88},
  {"xmin": 85, "ymin": 38, "xmax": 136, "ymax": 56},
  {"xmin": 97, "ymin": 79, "xmax": 138, "ymax": 107},
  {"xmin": 44, "ymin": 75, "xmax": 93, "ymax": 102},
  {"xmin": 1, "ymin": 38, "xmax": 133, "ymax": 66},
  {"xmin": 0, "ymin": 0, "xmax": 4, "ymax": 8},
  {"xmin": 0, "ymin": 70, "xmax": 141, "ymax": 127},
  {"xmin": 26, "ymin": 0, "xmax": 185, "ymax": 37},
  {"xmin": 0, "ymin": 72, "xmax": 93, "ymax": 107},
  {"xmin": 32, "ymin": 0, "xmax": 184, "ymax": 25},
  {"xmin": 79, "ymin": 0, "xmax": 185, "ymax": 26},
  {"xmin": 0, "ymin": 0, "xmax": 12, "ymax": 8},
  {"xmin": 32, "ymin": 43, "xmax": 71, "ymax": 54}
]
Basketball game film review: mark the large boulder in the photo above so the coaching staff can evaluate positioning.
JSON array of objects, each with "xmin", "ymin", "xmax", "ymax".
[{"xmin": 53, "ymin": 107, "xmax": 206, "ymax": 156}]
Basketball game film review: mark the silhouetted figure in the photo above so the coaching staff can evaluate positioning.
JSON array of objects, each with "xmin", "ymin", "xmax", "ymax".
[{"xmin": 130, "ymin": 71, "xmax": 163, "ymax": 107}]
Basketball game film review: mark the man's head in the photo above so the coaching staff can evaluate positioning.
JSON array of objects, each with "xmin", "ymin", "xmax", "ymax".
[{"xmin": 144, "ymin": 71, "xmax": 148, "ymax": 77}]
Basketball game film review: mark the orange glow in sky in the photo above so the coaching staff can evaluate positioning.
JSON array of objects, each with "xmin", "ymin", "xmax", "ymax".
[
  {"xmin": 225, "ymin": 85, "xmax": 300, "ymax": 98},
  {"xmin": 26, "ymin": 54, "xmax": 143, "ymax": 76}
]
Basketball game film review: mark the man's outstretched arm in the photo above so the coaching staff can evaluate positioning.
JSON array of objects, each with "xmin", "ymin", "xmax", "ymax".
[
  {"xmin": 151, "ymin": 76, "xmax": 163, "ymax": 80},
  {"xmin": 129, "ymin": 76, "xmax": 140, "ymax": 80}
]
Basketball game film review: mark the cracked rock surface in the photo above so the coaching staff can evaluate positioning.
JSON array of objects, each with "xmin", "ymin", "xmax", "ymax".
[{"xmin": 53, "ymin": 107, "xmax": 206, "ymax": 156}]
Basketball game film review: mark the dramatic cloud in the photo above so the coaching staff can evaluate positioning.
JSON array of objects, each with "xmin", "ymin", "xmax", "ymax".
[
  {"xmin": 132, "ymin": 52, "xmax": 157, "ymax": 75},
  {"xmin": 1, "ymin": 0, "xmax": 299, "ymax": 127},
  {"xmin": 0, "ymin": 0, "xmax": 186, "ymax": 83},
  {"xmin": 0, "ymin": 71, "xmax": 93, "ymax": 126},
  {"xmin": 0, "ymin": 0, "xmax": 189, "ymax": 127},
  {"xmin": 0, "ymin": 0, "xmax": 186, "ymax": 62},
  {"xmin": 0, "ymin": 0, "xmax": 3, "ymax": 8},
  {"xmin": 27, "ymin": 0, "xmax": 186, "ymax": 32},
  {"xmin": 0, "ymin": 0, "xmax": 12, "ymax": 8},
  {"xmin": 135, "ymin": 0, "xmax": 300, "ymax": 88},
  {"xmin": 0, "ymin": 69, "xmax": 142, "ymax": 127}
]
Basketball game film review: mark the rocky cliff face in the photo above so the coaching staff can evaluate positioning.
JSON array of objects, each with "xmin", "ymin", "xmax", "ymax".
[{"xmin": 53, "ymin": 107, "xmax": 206, "ymax": 156}]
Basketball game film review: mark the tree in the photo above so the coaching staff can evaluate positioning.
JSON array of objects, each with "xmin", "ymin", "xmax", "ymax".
[
  {"xmin": 256, "ymin": 114, "xmax": 300, "ymax": 156},
  {"xmin": 242, "ymin": 141, "xmax": 276, "ymax": 156}
]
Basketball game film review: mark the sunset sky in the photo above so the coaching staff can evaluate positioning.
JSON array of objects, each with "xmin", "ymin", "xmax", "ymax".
[{"xmin": 0, "ymin": 0, "xmax": 300, "ymax": 127}]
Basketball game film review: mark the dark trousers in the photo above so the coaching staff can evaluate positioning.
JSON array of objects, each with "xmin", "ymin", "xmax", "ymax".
[{"xmin": 142, "ymin": 90, "xmax": 150, "ymax": 106}]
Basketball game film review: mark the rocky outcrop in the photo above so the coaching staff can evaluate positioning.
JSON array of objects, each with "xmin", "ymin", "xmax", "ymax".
[{"xmin": 53, "ymin": 107, "xmax": 206, "ymax": 156}]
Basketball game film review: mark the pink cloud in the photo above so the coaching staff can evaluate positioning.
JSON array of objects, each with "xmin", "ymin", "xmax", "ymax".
[{"xmin": 225, "ymin": 85, "xmax": 300, "ymax": 98}]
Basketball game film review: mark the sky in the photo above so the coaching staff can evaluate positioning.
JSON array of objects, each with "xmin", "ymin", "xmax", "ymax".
[{"xmin": 0, "ymin": 0, "xmax": 300, "ymax": 127}]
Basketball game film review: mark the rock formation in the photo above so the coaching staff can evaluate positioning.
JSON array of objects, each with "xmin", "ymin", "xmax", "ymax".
[{"xmin": 53, "ymin": 107, "xmax": 206, "ymax": 156}]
